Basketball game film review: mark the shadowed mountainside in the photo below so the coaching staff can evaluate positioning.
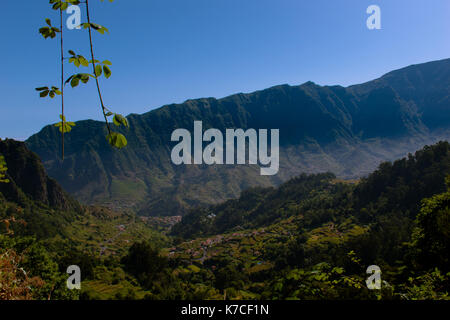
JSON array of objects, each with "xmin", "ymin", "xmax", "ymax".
[
  {"xmin": 0, "ymin": 139, "xmax": 84, "ymax": 238},
  {"xmin": 0, "ymin": 139, "xmax": 81, "ymax": 212}
]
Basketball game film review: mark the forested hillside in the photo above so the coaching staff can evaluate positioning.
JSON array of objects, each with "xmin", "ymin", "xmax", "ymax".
[
  {"xmin": 172, "ymin": 141, "xmax": 450, "ymax": 241},
  {"xmin": 0, "ymin": 139, "xmax": 82, "ymax": 238},
  {"xmin": 0, "ymin": 139, "xmax": 167, "ymax": 299},
  {"xmin": 2, "ymin": 141, "xmax": 447, "ymax": 300}
]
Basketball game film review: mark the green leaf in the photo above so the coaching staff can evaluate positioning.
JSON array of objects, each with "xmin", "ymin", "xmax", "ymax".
[
  {"xmin": 103, "ymin": 65, "xmax": 111, "ymax": 79},
  {"xmin": 40, "ymin": 90, "xmax": 49, "ymax": 98},
  {"xmin": 65, "ymin": 75, "xmax": 74, "ymax": 85},
  {"xmin": 79, "ymin": 56, "xmax": 89, "ymax": 67},
  {"xmin": 107, "ymin": 132, "xmax": 127, "ymax": 149},
  {"xmin": 70, "ymin": 77, "xmax": 80, "ymax": 88},
  {"xmin": 80, "ymin": 74, "xmax": 91, "ymax": 83},
  {"xmin": 88, "ymin": 23, "xmax": 109, "ymax": 34},
  {"xmin": 98, "ymin": 26, "xmax": 109, "ymax": 34},
  {"xmin": 54, "ymin": 115, "xmax": 76, "ymax": 133},
  {"xmin": 60, "ymin": 123, "xmax": 74, "ymax": 133},
  {"xmin": 39, "ymin": 27, "xmax": 54, "ymax": 39},
  {"xmin": 113, "ymin": 114, "xmax": 129, "ymax": 127},
  {"xmin": 95, "ymin": 64, "xmax": 103, "ymax": 77}
]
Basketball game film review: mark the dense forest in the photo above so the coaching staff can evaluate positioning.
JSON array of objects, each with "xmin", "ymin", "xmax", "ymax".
[{"xmin": 0, "ymin": 140, "xmax": 449, "ymax": 300}]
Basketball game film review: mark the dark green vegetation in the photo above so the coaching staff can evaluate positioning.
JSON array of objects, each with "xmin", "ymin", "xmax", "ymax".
[
  {"xmin": 0, "ymin": 139, "xmax": 167, "ymax": 299},
  {"xmin": 26, "ymin": 59, "xmax": 450, "ymax": 216},
  {"xmin": 0, "ymin": 139, "xmax": 82, "ymax": 239},
  {"xmin": 172, "ymin": 141, "xmax": 450, "ymax": 242},
  {"xmin": 2, "ymin": 139, "xmax": 449, "ymax": 300}
]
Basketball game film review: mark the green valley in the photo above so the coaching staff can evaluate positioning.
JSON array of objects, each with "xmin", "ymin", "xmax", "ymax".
[{"xmin": 3, "ymin": 139, "xmax": 448, "ymax": 300}]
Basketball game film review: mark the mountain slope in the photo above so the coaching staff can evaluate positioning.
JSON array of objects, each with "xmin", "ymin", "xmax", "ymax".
[
  {"xmin": 0, "ymin": 139, "xmax": 83, "ymax": 238},
  {"xmin": 0, "ymin": 139, "xmax": 81, "ymax": 212},
  {"xmin": 26, "ymin": 58, "xmax": 450, "ymax": 215},
  {"xmin": 163, "ymin": 142, "xmax": 450, "ymax": 301},
  {"xmin": 171, "ymin": 141, "xmax": 450, "ymax": 240},
  {"xmin": 0, "ymin": 138, "xmax": 166, "ymax": 250}
]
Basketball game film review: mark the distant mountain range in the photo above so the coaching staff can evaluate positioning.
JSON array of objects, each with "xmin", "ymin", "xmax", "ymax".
[{"xmin": 26, "ymin": 58, "xmax": 450, "ymax": 216}]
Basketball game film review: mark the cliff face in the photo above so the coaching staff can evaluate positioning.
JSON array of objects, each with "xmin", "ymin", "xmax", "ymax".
[{"xmin": 0, "ymin": 139, "xmax": 80, "ymax": 212}]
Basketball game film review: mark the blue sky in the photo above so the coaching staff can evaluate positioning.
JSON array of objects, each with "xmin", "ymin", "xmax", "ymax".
[{"xmin": 1, "ymin": 0, "xmax": 449, "ymax": 139}]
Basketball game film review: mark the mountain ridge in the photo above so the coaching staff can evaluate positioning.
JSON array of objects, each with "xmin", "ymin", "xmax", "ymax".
[{"xmin": 26, "ymin": 58, "xmax": 450, "ymax": 215}]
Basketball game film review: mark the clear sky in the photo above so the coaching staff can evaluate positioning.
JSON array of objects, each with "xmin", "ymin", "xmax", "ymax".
[{"xmin": 1, "ymin": 0, "xmax": 449, "ymax": 140}]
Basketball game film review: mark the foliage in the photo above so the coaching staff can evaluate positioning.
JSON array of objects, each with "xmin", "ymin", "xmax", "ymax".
[
  {"xmin": 171, "ymin": 173, "xmax": 337, "ymax": 239},
  {"xmin": 54, "ymin": 115, "xmax": 76, "ymax": 133},
  {"xmin": 0, "ymin": 249, "xmax": 44, "ymax": 300},
  {"xmin": 1, "ymin": 142, "xmax": 449, "ymax": 300},
  {"xmin": 401, "ymin": 269, "xmax": 449, "ymax": 300},
  {"xmin": 411, "ymin": 175, "xmax": 450, "ymax": 272},
  {"xmin": 0, "ymin": 236, "xmax": 78, "ymax": 300},
  {"xmin": 0, "ymin": 155, "xmax": 9, "ymax": 183},
  {"xmin": 35, "ymin": 0, "xmax": 128, "ymax": 160},
  {"xmin": 121, "ymin": 241, "xmax": 168, "ymax": 288}
]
